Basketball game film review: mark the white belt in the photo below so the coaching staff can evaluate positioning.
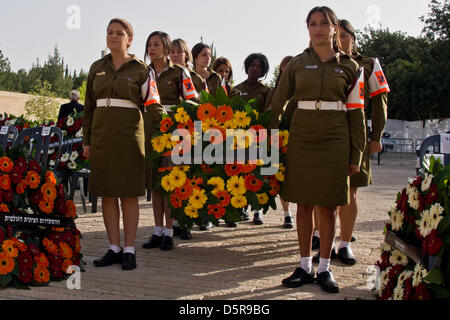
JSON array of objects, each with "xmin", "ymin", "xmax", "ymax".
[
  {"xmin": 298, "ymin": 101, "xmax": 346, "ymax": 111},
  {"xmin": 162, "ymin": 105, "xmax": 174, "ymax": 112},
  {"xmin": 97, "ymin": 98, "xmax": 138, "ymax": 109}
]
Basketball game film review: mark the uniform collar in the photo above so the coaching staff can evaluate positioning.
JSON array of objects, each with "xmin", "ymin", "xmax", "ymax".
[
  {"xmin": 305, "ymin": 47, "xmax": 342, "ymax": 64},
  {"xmin": 105, "ymin": 53, "xmax": 139, "ymax": 71}
]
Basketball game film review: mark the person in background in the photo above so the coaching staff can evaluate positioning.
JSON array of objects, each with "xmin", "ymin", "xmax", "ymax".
[
  {"xmin": 58, "ymin": 90, "xmax": 84, "ymax": 120},
  {"xmin": 212, "ymin": 56, "xmax": 240, "ymax": 98},
  {"xmin": 191, "ymin": 43, "xmax": 222, "ymax": 97}
]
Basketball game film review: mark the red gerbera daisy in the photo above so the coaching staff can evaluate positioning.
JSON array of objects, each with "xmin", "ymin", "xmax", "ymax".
[{"xmin": 244, "ymin": 175, "xmax": 263, "ymax": 192}]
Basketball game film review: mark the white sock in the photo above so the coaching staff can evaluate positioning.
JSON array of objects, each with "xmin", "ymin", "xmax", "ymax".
[
  {"xmin": 123, "ymin": 246, "xmax": 135, "ymax": 254},
  {"xmin": 154, "ymin": 226, "xmax": 164, "ymax": 237},
  {"xmin": 173, "ymin": 220, "xmax": 180, "ymax": 228},
  {"xmin": 109, "ymin": 244, "xmax": 121, "ymax": 253},
  {"xmin": 318, "ymin": 258, "xmax": 331, "ymax": 274},
  {"xmin": 300, "ymin": 256, "xmax": 312, "ymax": 274},
  {"xmin": 284, "ymin": 211, "xmax": 292, "ymax": 217},
  {"xmin": 314, "ymin": 230, "xmax": 320, "ymax": 238},
  {"xmin": 164, "ymin": 228, "xmax": 173, "ymax": 238},
  {"xmin": 339, "ymin": 241, "xmax": 351, "ymax": 250}
]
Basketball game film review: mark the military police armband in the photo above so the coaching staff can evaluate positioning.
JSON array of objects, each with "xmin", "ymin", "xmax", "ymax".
[
  {"xmin": 368, "ymin": 58, "xmax": 390, "ymax": 98},
  {"xmin": 346, "ymin": 67, "xmax": 365, "ymax": 110},
  {"xmin": 142, "ymin": 68, "xmax": 161, "ymax": 106},
  {"xmin": 180, "ymin": 67, "xmax": 198, "ymax": 100},
  {"xmin": 221, "ymin": 77, "xmax": 228, "ymax": 96}
]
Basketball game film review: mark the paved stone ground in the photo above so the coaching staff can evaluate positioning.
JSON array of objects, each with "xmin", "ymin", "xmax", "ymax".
[{"xmin": 0, "ymin": 158, "xmax": 417, "ymax": 300}]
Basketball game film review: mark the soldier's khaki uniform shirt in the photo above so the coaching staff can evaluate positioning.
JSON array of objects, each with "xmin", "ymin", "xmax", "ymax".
[{"xmin": 235, "ymin": 80, "xmax": 270, "ymax": 112}]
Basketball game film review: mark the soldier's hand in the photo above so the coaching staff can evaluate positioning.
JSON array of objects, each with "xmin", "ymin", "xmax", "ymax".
[
  {"xmin": 370, "ymin": 141, "xmax": 383, "ymax": 155},
  {"xmin": 83, "ymin": 145, "xmax": 90, "ymax": 159},
  {"xmin": 348, "ymin": 164, "xmax": 360, "ymax": 176}
]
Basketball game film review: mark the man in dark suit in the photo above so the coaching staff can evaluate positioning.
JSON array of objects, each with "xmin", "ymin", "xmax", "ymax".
[{"xmin": 58, "ymin": 90, "xmax": 84, "ymax": 120}]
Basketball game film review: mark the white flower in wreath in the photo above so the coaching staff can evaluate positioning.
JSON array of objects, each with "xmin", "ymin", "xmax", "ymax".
[
  {"xmin": 25, "ymin": 207, "xmax": 34, "ymax": 215},
  {"xmin": 75, "ymin": 128, "xmax": 83, "ymax": 138},
  {"xmin": 429, "ymin": 203, "xmax": 444, "ymax": 229},
  {"xmin": 380, "ymin": 267, "xmax": 391, "ymax": 289},
  {"xmin": 390, "ymin": 207, "xmax": 404, "ymax": 231},
  {"xmin": 62, "ymin": 130, "xmax": 67, "ymax": 137},
  {"xmin": 380, "ymin": 242, "xmax": 392, "ymax": 253},
  {"xmin": 412, "ymin": 263, "xmax": 427, "ymax": 287},
  {"xmin": 408, "ymin": 187, "xmax": 420, "ymax": 210},
  {"xmin": 421, "ymin": 173, "xmax": 433, "ymax": 192},
  {"xmin": 5, "ymin": 119, "xmax": 15, "ymax": 126},
  {"xmin": 393, "ymin": 282, "xmax": 405, "ymax": 300},
  {"xmin": 68, "ymin": 161, "xmax": 77, "ymax": 170},
  {"xmin": 406, "ymin": 184, "xmax": 414, "ymax": 195},
  {"xmin": 49, "ymin": 160, "xmax": 56, "ymax": 167},
  {"xmin": 389, "ymin": 250, "xmax": 408, "ymax": 266},
  {"xmin": 61, "ymin": 152, "xmax": 70, "ymax": 162},
  {"xmin": 416, "ymin": 211, "xmax": 433, "ymax": 238},
  {"xmin": 66, "ymin": 116, "xmax": 74, "ymax": 126},
  {"xmin": 48, "ymin": 148, "xmax": 55, "ymax": 155},
  {"xmin": 397, "ymin": 270, "xmax": 413, "ymax": 285},
  {"xmin": 69, "ymin": 150, "xmax": 79, "ymax": 162}
]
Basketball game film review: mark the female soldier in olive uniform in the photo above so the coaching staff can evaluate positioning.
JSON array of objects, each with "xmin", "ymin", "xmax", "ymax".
[
  {"xmin": 212, "ymin": 56, "xmax": 241, "ymax": 99},
  {"xmin": 235, "ymin": 53, "xmax": 271, "ymax": 225},
  {"xmin": 83, "ymin": 18, "xmax": 160, "ymax": 271},
  {"xmin": 142, "ymin": 31, "xmax": 198, "ymax": 250},
  {"xmin": 268, "ymin": 7, "xmax": 366, "ymax": 293},
  {"xmin": 334, "ymin": 19, "xmax": 389, "ymax": 265},
  {"xmin": 191, "ymin": 43, "xmax": 222, "ymax": 97}
]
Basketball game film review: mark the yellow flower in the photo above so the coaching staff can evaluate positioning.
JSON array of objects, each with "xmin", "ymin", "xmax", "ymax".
[
  {"xmin": 280, "ymin": 130, "xmax": 289, "ymax": 147},
  {"xmin": 201, "ymin": 117, "xmax": 220, "ymax": 132},
  {"xmin": 253, "ymin": 110, "xmax": 259, "ymax": 120},
  {"xmin": 207, "ymin": 177, "xmax": 225, "ymax": 195},
  {"xmin": 161, "ymin": 175, "xmax": 175, "ymax": 192},
  {"xmin": 256, "ymin": 159, "xmax": 265, "ymax": 166},
  {"xmin": 188, "ymin": 188, "xmax": 208, "ymax": 209},
  {"xmin": 192, "ymin": 131, "xmax": 201, "ymax": 146},
  {"xmin": 168, "ymin": 170, "xmax": 187, "ymax": 189},
  {"xmin": 160, "ymin": 133, "xmax": 177, "ymax": 150},
  {"xmin": 222, "ymin": 119, "xmax": 237, "ymax": 130},
  {"xmin": 175, "ymin": 108, "xmax": 190, "ymax": 124},
  {"xmin": 227, "ymin": 175, "xmax": 246, "ymax": 196},
  {"xmin": 234, "ymin": 129, "xmax": 254, "ymax": 149},
  {"xmin": 275, "ymin": 163, "xmax": 285, "ymax": 182},
  {"xmin": 257, "ymin": 193, "xmax": 269, "ymax": 205},
  {"xmin": 172, "ymin": 166, "xmax": 190, "ymax": 174},
  {"xmin": 184, "ymin": 205, "xmax": 199, "ymax": 218},
  {"xmin": 231, "ymin": 195, "xmax": 247, "ymax": 208},
  {"xmin": 151, "ymin": 136, "xmax": 166, "ymax": 153},
  {"xmin": 233, "ymin": 111, "xmax": 251, "ymax": 128}
]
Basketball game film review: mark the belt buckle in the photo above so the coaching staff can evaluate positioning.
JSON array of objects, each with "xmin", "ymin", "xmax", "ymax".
[
  {"xmin": 106, "ymin": 98, "xmax": 111, "ymax": 108},
  {"xmin": 315, "ymin": 100, "xmax": 321, "ymax": 110}
]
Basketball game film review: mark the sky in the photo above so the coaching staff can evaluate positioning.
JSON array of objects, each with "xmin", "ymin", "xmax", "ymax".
[{"xmin": 0, "ymin": 0, "xmax": 431, "ymax": 86}]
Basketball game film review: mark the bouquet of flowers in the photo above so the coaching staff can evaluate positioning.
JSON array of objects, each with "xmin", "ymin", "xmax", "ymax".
[
  {"xmin": 149, "ymin": 88, "xmax": 288, "ymax": 229},
  {"xmin": 0, "ymin": 146, "xmax": 84, "ymax": 289},
  {"xmin": 375, "ymin": 156, "xmax": 450, "ymax": 300}
]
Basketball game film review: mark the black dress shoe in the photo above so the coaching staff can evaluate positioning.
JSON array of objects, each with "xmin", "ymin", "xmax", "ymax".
[
  {"xmin": 253, "ymin": 211, "xmax": 263, "ymax": 225},
  {"xmin": 180, "ymin": 228, "xmax": 192, "ymax": 240},
  {"xmin": 199, "ymin": 221, "xmax": 213, "ymax": 231},
  {"xmin": 142, "ymin": 234, "xmax": 163, "ymax": 249},
  {"xmin": 282, "ymin": 267, "xmax": 316, "ymax": 288},
  {"xmin": 311, "ymin": 235, "xmax": 320, "ymax": 250},
  {"xmin": 351, "ymin": 235, "xmax": 357, "ymax": 242},
  {"xmin": 173, "ymin": 226, "xmax": 182, "ymax": 237},
  {"xmin": 312, "ymin": 249, "xmax": 337, "ymax": 263},
  {"xmin": 337, "ymin": 247, "xmax": 357, "ymax": 265},
  {"xmin": 160, "ymin": 235, "xmax": 174, "ymax": 251},
  {"xmin": 94, "ymin": 249, "xmax": 123, "ymax": 267},
  {"xmin": 316, "ymin": 270, "xmax": 339, "ymax": 293},
  {"xmin": 227, "ymin": 221, "xmax": 238, "ymax": 227},
  {"xmin": 121, "ymin": 252, "xmax": 137, "ymax": 270},
  {"xmin": 241, "ymin": 209, "xmax": 250, "ymax": 221},
  {"xmin": 283, "ymin": 216, "xmax": 293, "ymax": 228}
]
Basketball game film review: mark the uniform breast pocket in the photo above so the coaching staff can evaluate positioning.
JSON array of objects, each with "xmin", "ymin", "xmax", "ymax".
[{"xmin": 296, "ymin": 68, "xmax": 320, "ymax": 94}]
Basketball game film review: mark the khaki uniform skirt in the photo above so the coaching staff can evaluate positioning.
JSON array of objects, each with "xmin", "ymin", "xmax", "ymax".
[
  {"xmin": 143, "ymin": 107, "xmax": 163, "ymax": 189},
  {"xmin": 89, "ymin": 106, "xmax": 145, "ymax": 198},
  {"xmin": 282, "ymin": 109, "xmax": 350, "ymax": 206}
]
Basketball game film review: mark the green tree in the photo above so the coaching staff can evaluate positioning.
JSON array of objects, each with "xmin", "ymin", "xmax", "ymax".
[
  {"xmin": 420, "ymin": 0, "xmax": 450, "ymax": 41},
  {"xmin": 269, "ymin": 65, "xmax": 280, "ymax": 88},
  {"xmin": 77, "ymin": 80, "xmax": 86, "ymax": 104},
  {"xmin": 24, "ymin": 81, "xmax": 61, "ymax": 123}
]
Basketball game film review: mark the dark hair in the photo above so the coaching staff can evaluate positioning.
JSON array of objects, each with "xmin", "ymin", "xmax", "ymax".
[
  {"xmin": 244, "ymin": 53, "xmax": 269, "ymax": 79},
  {"xmin": 107, "ymin": 18, "xmax": 133, "ymax": 48},
  {"xmin": 171, "ymin": 39, "xmax": 192, "ymax": 65},
  {"xmin": 191, "ymin": 43, "xmax": 211, "ymax": 68},
  {"xmin": 212, "ymin": 57, "xmax": 233, "ymax": 82},
  {"xmin": 306, "ymin": 6, "xmax": 341, "ymax": 52},
  {"xmin": 339, "ymin": 19, "xmax": 358, "ymax": 54},
  {"xmin": 144, "ymin": 31, "xmax": 171, "ymax": 62},
  {"xmin": 275, "ymin": 56, "xmax": 294, "ymax": 88}
]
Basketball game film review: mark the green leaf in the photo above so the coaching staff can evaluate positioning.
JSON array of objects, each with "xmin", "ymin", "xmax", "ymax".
[
  {"xmin": 423, "ymin": 268, "xmax": 444, "ymax": 285},
  {"xmin": 14, "ymin": 278, "xmax": 31, "ymax": 290},
  {"xmin": 427, "ymin": 284, "xmax": 450, "ymax": 299},
  {"xmin": 438, "ymin": 215, "xmax": 450, "ymax": 234},
  {"xmin": 0, "ymin": 274, "xmax": 13, "ymax": 287},
  {"xmin": 269, "ymin": 195, "xmax": 277, "ymax": 211},
  {"xmin": 215, "ymin": 86, "xmax": 231, "ymax": 105},
  {"xmin": 224, "ymin": 208, "xmax": 242, "ymax": 222},
  {"xmin": 246, "ymin": 192, "xmax": 260, "ymax": 211}
]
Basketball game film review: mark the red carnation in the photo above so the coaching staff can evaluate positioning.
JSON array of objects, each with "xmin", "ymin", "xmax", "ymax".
[
  {"xmin": 27, "ymin": 160, "xmax": 41, "ymax": 173},
  {"xmin": 388, "ymin": 264, "xmax": 404, "ymax": 280},
  {"xmin": 55, "ymin": 199, "xmax": 68, "ymax": 215},
  {"xmin": 29, "ymin": 190, "xmax": 43, "ymax": 205},
  {"xmin": 18, "ymin": 252, "xmax": 34, "ymax": 270},
  {"xmin": 413, "ymin": 283, "xmax": 431, "ymax": 300},
  {"xmin": 9, "ymin": 166, "xmax": 24, "ymax": 184},
  {"xmin": 48, "ymin": 253, "xmax": 63, "ymax": 268},
  {"xmin": 49, "ymin": 233, "xmax": 65, "ymax": 244},
  {"xmin": 403, "ymin": 278, "xmax": 414, "ymax": 300},
  {"xmin": 397, "ymin": 189, "xmax": 409, "ymax": 214},
  {"xmin": 2, "ymin": 189, "xmax": 13, "ymax": 202},
  {"xmin": 424, "ymin": 184, "xmax": 438, "ymax": 205},
  {"xmin": 411, "ymin": 176, "xmax": 423, "ymax": 188},
  {"xmin": 422, "ymin": 229, "xmax": 443, "ymax": 256},
  {"xmin": 17, "ymin": 270, "xmax": 33, "ymax": 284},
  {"xmin": 28, "ymin": 243, "xmax": 41, "ymax": 257},
  {"xmin": 0, "ymin": 227, "xmax": 5, "ymax": 243}
]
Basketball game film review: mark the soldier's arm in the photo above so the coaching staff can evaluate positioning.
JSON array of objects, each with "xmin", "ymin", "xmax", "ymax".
[
  {"xmin": 370, "ymin": 92, "xmax": 388, "ymax": 142},
  {"xmin": 82, "ymin": 65, "xmax": 96, "ymax": 146},
  {"xmin": 348, "ymin": 109, "xmax": 367, "ymax": 166}
]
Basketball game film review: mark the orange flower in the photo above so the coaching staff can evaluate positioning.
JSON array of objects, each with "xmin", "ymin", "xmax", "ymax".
[
  {"xmin": 34, "ymin": 253, "xmax": 49, "ymax": 268},
  {"xmin": 187, "ymin": 176, "xmax": 203, "ymax": 190},
  {"xmin": 174, "ymin": 183, "xmax": 193, "ymax": 200},
  {"xmin": 170, "ymin": 193, "xmax": 183, "ymax": 208},
  {"xmin": 62, "ymin": 259, "xmax": 73, "ymax": 273},
  {"xmin": 207, "ymin": 204, "xmax": 226, "ymax": 219},
  {"xmin": 216, "ymin": 105, "xmax": 234, "ymax": 123},
  {"xmin": 24, "ymin": 122, "xmax": 30, "ymax": 128},
  {"xmin": 66, "ymin": 200, "xmax": 76, "ymax": 218},
  {"xmin": 215, "ymin": 190, "xmax": 231, "ymax": 207},
  {"xmin": 15, "ymin": 179, "xmax": 27, "ymax": 194},
  {"xmin": 0, "ymin": 252, "xmax": 15, "ymax": 275},
  {"xmin": 269, "ymin": 181, "xmax": 280, "ymax": 196},
  {"xmin": 75, "ymin": 236, "xmax": 82, "ymax": 253},
  {"xmin": 40, "ymin": 182, "xmax": 57, "ymax": 201},
  {"xmin": 160, "ymin": 118, "xmax": 174, "ymax": 133},
  {"xmin": 1, "ymin": 239, "xmax": 19, "ymax": 258},
  {"xmin": 177, "ymin": 119, "xmax": 194, "ymax": 134},
  {"xmin": 197, "ymin": 103, "xmax": 217, "ymax": 121},
  {"xmin": 33, "ymin": 265, "xmax": 50, "ymax": 283},
  {"xmin": 45, "ymin": 171, "xmax": 57, "ymax": 184},
  {"xmin": 0, "ymin": 203, "xmax": 9, "ymax": 213},
  {"xmin": 59, "ymin": 242, "xmax": 73, "ymax": 259},
  {"xmin": 26, "ymin": 170, "xmax": 40, "ymax": 189},
  {"xmin": 42, "ymin": 238, "xmax": 59, "ymax": 255},
  {"xmin": 39, "ymin": 199, "xmax": 54, "ymax": 214},
  {"xmin": 0, "ymin": 156, "xmax": 13, "ymax": 173},
  {"xmin": 0, "ymin": 174, "xmax": 11, "ymax": 190},
  {"xmin": 225, "ymin": 164, "xmax": 241, "ymax": 176}
]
